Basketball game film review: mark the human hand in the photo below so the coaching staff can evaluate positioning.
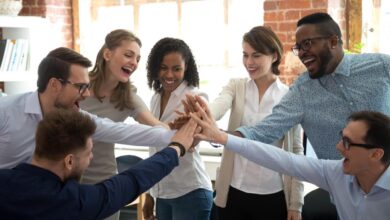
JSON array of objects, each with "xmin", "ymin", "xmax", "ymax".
[
  {"xmin": 287, "ymin": 210, "xmax": 301, "ymax": 220},
  {"xmin": 168, "ymin": 113, "xmax": 190, "ymax": 130},
  {"xmin": 170, "ymin": 118, "xmax": 197, "ymax": 151},
  {"xmin": 143, "ymin": 194, "xmax": 156, "ymax": 220},
  {"xmin": 189, "ymin": 96, "xmax": 227, "ymax": 145}
]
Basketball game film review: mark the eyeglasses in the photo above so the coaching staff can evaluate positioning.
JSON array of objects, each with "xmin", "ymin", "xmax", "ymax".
[
  {"xmin": 57, "ymin": 78, "xmax": 91, "ymax": 94},
  {"xmin": 291, "ymin": 36, "xmax": 331, "ymax": 56},
  {"xmin": 339, "ymin": 131, "xmax": 380, "ymax": 150}
]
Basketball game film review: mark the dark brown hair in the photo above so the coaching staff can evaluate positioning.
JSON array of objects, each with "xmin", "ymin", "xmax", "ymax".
[
  {"xmin": 35, "ymin": 109, "xmax": 96, "ymax": 161},
  {"xmin": 243, "ymin": 26, "xmax": 283, "ymax": 75},
  {"xmin": 37, "ymin": 47, "xmax": 92, "ymax": 93}
]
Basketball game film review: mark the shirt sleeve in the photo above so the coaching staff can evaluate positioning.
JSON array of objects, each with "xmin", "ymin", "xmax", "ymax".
[
  {"xmin": 225, "ymin": 134, "xmax": 335, "ymax": 191},
  {"xmin": 236, "ymin": 85, "xmax": 305, "ymax": 144},
  {"xmin": 209, "ymin": 78, "xmax": 235, "ymax": 120},
  {"xmin": 78, "ymin": 147, "xmax": 179, "ymax": 219},
  {"xmin": 86, "ymin": 110, "xmax": 174, "ymax": 147},
  {"xmin": 129, "ymin": 84, "xmax": 149, "ymax": 118}
]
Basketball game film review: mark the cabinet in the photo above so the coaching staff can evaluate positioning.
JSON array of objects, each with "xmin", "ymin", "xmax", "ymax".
[{"xmin": 0, "ymin": 16, "xmax": 51, "ymax": 95}]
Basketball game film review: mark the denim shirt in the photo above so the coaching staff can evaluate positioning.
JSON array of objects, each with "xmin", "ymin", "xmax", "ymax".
[{"xmin": 237, "ymin": 53, "xmax": 390, "ymax": 159}]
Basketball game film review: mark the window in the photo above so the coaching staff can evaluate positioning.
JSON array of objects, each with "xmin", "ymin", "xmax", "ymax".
[{"xmin": 76, "ymin": 0, "xmax": 264, "ymax": 154}]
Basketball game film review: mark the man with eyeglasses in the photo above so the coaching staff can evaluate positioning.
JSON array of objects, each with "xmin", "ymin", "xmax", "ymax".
[
  {"xmin": 189, "ymin": 99, "xmax": 390, "ymax": 220},
  {"xmin": 0, "ymin": 47, "xmax": 176, "ymax": 169}
]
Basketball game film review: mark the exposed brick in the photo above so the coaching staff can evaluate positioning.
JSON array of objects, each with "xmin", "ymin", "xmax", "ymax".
[
  {"xmin": 280, "ymin": 1, "xmax": 311, "ymax": 10},
  {"xmin": 279, "ymin": 21, "xmax": 296, "ymax": 32},
  {"xmin": 264, "ymin": 22, "xmax": 279, "ymax": 32},
  {"xmin": 285, "ymin": 10, "xmax": 301, "ymax": 20},
  {"xmin": 23, "ymin": 0, "xmax": 37, "ymax": 6},
  {"xmin": 264, "ymin": 1, "xmax": 278, "ymax": 11},
  {"xmin": 312, "ymin": 0, "xmax": 328, "ymax": 8}
]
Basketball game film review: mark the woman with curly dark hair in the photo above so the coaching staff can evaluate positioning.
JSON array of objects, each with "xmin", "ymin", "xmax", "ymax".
[{"xmin": 143, "ymin": 37, "xmax": 213, "ymax": 220}]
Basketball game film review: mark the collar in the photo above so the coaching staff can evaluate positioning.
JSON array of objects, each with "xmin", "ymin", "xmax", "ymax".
[
  {"xmin": 14, "ymin": 163, "xmax": 62, "ymax": 182},
  {"xmin": 330, "ymin": 54, "xmax": 351, "ymax": 77},
  {"xmin": 25, "ymin": 91, "xmax": 44, "ymax": 117},
  {"xmin": 246, "ymin": 77, "xmax": 284, "ymax": 90},
  {"xmin": 171, "ymin": 81, "xmax": 189, "ymax": 97},
  {"xmin": 375, "ymin": 165, "xmax": 390, "ymax": 191}
]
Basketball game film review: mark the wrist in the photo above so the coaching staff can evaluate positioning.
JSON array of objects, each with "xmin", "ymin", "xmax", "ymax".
[{"xmin": 169, "ymin": 141, "xmax": 186, "ymax": 157}]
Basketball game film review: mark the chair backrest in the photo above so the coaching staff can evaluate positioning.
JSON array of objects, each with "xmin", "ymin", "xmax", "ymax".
[{"xmin": 116, "ymin": 155, "xmax": 143, "ymax": 173}]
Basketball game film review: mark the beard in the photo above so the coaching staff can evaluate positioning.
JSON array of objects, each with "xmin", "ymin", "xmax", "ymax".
[{"xmin": 308, "ymin": 46, "xmax": 333, "ymax": 79}]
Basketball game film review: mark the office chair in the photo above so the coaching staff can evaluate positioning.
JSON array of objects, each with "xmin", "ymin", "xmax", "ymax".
[{"xmin": 116, "ymin": 155, "xmax": 145, "ymax": 220}]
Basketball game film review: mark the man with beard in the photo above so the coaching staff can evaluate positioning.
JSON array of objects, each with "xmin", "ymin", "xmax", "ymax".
[
  {"xmin": 233, "ymin": 12, "xmax": 390, "ymax": 160},
  {"xmin": 0, "ymin": 47, "xmax": 175, "ymax": 169},
  {"xmin": 0, "ymin": 109, "xmax": 197, "ymax": 219},
  {"xmin": 179, "ymin": 12, "xmax": 390, "ymax": 219}
]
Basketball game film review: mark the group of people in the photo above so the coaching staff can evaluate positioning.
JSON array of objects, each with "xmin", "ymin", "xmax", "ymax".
[{"xmin": 0, "ymin": 11, "xmax": 389, "ymax": 220}]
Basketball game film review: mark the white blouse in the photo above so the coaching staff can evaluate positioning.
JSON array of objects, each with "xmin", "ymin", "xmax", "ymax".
[
  {"xmin": 230, "ymin": 78, "xmax": 288, "ymax": 194},
  {"xmin": 149, "ymin": 81, "xmax": 212, "ymax": 198}
]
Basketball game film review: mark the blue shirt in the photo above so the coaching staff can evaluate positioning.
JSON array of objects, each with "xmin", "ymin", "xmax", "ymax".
[
  {"xmin": 0, "ymin": 91, "xmax": 174, "ymax": 169},
  {"xmin": 226, "ymin": 135, "xmax": 390, "ymax": 220},
  {"xmin": 237, "ymin": 53, "xmax": 390, "ymax": 159},
  {"xmin": 0, "ymin": 147, "xmax": 179, "ymax": 220}
]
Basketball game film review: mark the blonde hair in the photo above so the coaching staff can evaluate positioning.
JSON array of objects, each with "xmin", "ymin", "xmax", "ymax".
[{"xmin": 89, "ymin": 29, "xmax": 141, "ymax": 110}]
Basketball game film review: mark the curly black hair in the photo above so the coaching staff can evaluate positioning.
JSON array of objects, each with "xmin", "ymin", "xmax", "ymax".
[{"xmin": 146, "ymin": 37, "xmax": 199, "ymax": 93}]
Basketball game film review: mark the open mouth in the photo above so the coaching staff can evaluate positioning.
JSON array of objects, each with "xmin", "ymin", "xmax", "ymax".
[{"xmin": 121, "ymin": 67, "xmax": 133, "ymax": 76}]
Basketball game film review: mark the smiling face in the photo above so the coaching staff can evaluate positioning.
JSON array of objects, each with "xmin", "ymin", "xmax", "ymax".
[
  {"xmin": 158, "ymin": 52, "xmax": 186, "ymax": 93},
  {"xmin": 337, "ymin": 120, "xmax": 374, "ymax": 176},
  {"xmin": 295, "ymin": 24, "xmax": 336, "ymax": 79},
  {"xmin": 242, "ymin": 42, "xmax": 275, "ymax": 80},
  {"xmin": 54, "ymin": 64, "xmax": 90, "ymax": 111},
  {"xmin": 104, "ymin": 39, "xmax": 141, "ymax": 83}
]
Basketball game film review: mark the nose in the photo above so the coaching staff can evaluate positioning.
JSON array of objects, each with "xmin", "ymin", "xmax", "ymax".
[
  {"xmin": 336, "ymin": 139, "xmax": 345, "ymax": 154},
  {"xmin": 81, "ymin": 88, "xmax": 91, "ymax": 98}
]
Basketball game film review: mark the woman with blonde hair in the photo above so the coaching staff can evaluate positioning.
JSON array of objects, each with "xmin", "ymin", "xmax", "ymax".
[{"xmin": 80, "ymin": 29, "xmax": 164, "ymax": 220}]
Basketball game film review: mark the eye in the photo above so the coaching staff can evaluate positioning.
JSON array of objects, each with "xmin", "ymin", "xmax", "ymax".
[{"xmin": 302, "ymin": 40, "xmax": 311, "ymax": 48}]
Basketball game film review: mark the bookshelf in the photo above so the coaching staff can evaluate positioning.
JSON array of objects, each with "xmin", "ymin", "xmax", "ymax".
[{"xmin": 0, "ymin": 16, "xmax": 50, "ymax": 95}]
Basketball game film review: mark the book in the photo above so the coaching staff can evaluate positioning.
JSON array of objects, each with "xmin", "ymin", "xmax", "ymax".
[
  {"xmin": 0, "ymin": 39, "xmax": 7, "ymax": 67},
  {"xmin": 0, "ymin": 39, "xmax": 14, "ymax": 72}
]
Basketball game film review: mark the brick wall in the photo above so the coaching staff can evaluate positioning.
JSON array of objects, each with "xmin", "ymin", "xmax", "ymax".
[
  {"xmin": 20, "ymin": 0, "xmax": 73, "ymax": 48},
  {"xmin": 263, "ymin": 0, "xmax": 346, "ymax": 85}
]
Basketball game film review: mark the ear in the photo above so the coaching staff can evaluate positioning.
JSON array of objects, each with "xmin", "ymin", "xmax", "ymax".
[
  {"xmin": 330, "ymin": 36, "xmax": 339, "ymax": 49},
  {"xmin": 64, "ymin": 154, "xmax": 74, "ymax": 171},
  {"xmin": 272, "ymin": 52, "xmax": 277, "ymax": 63},
  {"xmin": 103, "ymin": 48, "xmax": 112, "ymax": 61},
  {"xmin": 47, "ymin": 77, "xmax": 62, "ymax": 93},
  {"xmin": 370, "ymin": 148, "xmax": 384, "ymax": 162}
]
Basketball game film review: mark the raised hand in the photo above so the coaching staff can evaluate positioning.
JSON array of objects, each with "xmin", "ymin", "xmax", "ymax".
[{"xmin": 189, "ymin": 96, "xmax": 228, "ymax": 145}]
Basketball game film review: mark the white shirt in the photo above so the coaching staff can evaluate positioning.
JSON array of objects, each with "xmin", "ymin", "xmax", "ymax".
[
  {"xmin": 231, "ymin": 78, "xmax": 288, "ymax": 194},
  {"xmin": 0, "ymin": 91, "xmax": 174, "ymax": 169},
  {"xmin": 149, "ymin": 81, "xmax": 212, "ymax": 198}
]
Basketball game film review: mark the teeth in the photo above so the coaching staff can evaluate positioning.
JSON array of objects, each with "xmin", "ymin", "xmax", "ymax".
[
  {"xmin": 302, "ymin": 58, "xmax": 315, "ymax": 64},
  {"xmin": 165, "ymin": 80, "xmax": 174, "ymax": 84}
]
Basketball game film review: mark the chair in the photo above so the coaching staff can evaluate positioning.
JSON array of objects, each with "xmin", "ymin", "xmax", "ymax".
[
  {"xmin": 116, "ymin": 155, "xmax": 145, "ymax": 220},
  {"xmin": 301, "ymin": 187, "xmax": 338, "ymax": 220}
]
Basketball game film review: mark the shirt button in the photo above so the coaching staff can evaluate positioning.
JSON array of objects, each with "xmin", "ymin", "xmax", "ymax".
[
  {"xmin": 340, "ymin": 84, "xmax": 343, "ymax": 88},
  {"xmin": 350, "ymin": 102, "xmax": 353, "ymax": 106},
  {"xmin": 364, "ymin": 195, "xmax": 368, "ymax": 199},
  {"xmin": 332, "ymin": 73, "xmax": 335, "ymax": 77}
]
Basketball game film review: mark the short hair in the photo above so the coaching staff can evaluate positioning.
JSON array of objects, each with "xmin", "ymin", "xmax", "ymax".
[
  {"xmin": 297, "ymin": 12, "xmax": 343, "ymax": 45},
  {"xmin": 348, "ymin": 111, "xmax": 390, "ymax": 164},
  {"xmin": 147, "ymin": 37, "xmax": 199, "ymax": 92},
  {"xmin": 37, "ymin": 47, "xmax": 92, "ymax": 93},
  {"xmin": 243, "ymin": 26, "xmax": 283, "ymax": 75},
  {"xmin": 89, "ymin": 29, "xmax": 142, "ymax": 110},
  {"xmin": 35, "ymin": 109, "xmax": 96, "ymax": 161}
]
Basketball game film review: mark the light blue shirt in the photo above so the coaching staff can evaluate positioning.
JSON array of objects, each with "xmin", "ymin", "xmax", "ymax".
[
  {"xmin": 0, "ymin": 91, "xmax": 174, "ymax": 169},
  {"xmin": 237, "ymin": 53, "xmax": 390, "ymax": 159},
  {"xmin": 226, "ymin": 135, "xmax": 390, "ymax": 220}
]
